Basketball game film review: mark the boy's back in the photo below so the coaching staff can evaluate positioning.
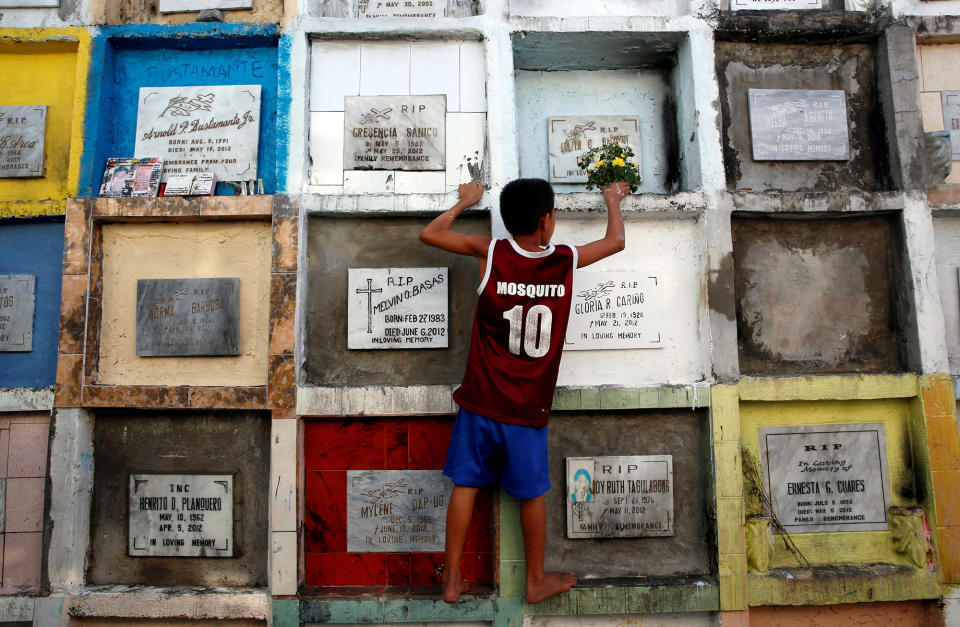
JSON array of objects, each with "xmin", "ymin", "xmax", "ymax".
[{"xmin": 455, "ymin": 239, "xmax": 577, "ymax": 427}]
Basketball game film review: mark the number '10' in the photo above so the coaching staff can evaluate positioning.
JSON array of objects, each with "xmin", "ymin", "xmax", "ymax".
[{"xmin": 503, "ymin": 305, "xmax": 552, "ymax": 358}]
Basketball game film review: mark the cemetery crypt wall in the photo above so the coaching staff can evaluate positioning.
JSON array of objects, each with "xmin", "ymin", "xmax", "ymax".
[{"xmin": 3, "ymin": 2, "xmax": 960, "ymax": 627}]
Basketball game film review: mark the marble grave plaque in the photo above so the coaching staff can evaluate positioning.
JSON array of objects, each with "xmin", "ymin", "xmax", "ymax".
[
  {"xmin": 160, "ymin": 0, "xmax": 253, "ymax": 11},
  {"xmin": 942, "ymin": 91, "xmax": 960, "ymax": 159},
  {"xmin": 348, "ymin": 268, "xmax": 448, "ymax": 349},
  {"xmin": 565, "ymin": 272, "xmax": 663, "ymax": 350},
  {"xmin": 0, "ymin": 106, "xmax": 47, "ymax": 178},
  {"xmin": 748, "ymin": 89, "xmax": 850, "ymax": 161},
  {"xmin": 548, "ymin": 116, "xmax": 641, "ymax": 183},
  {"xmin": 134, "ymin": 85, "xmax": 261, "ymax": 183},
  {"xmin": 566, "ymin": 456, "xmax": 674, "ymax": 539},
  {"xmin": 356, "ymin": 0, "xmax": 444, "ymax": 17},
  {"xmin": 732, "ymin": 0, "xmax": 822, "ymax": 8},
  {"xmin": 344, "ymin": 95, "xmax": 446, "ymax": 171},
  {"xmin": 0, "ymin": 0, "xmax": 58, "ymax": 6},
  {"xmin": 759, "ymin": 423, "xmax": 891, "ymax": 533},
  {"xmin": 347, "ymin": 470, "xmax": 451, "ymax": 552},
  {"xmin": 136, "ymin": 278, "xmax": 240, "ymax": 357},
  {"xmin": 0, "ymin": 275, "xmax": 35, "ymax": 352},
  {"xmin": 129, "ymin": 474, "xmax": 233, "ymax": 557}
]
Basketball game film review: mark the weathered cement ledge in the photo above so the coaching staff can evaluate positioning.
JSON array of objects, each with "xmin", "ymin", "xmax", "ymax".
[
  {"xmin": 302, "ymin": 192, "xmax": 494, "ymax": 215},
  {"xmin": 299, "ymin": 597, "xmax": 496, "ymax": 623},
  {"xmin": 728, "ymin": 190, "xmax": 909, "ymax": 214},
  {"xmin": 555, "ymin": 191, "xmax": 707, "ymax": 215},
  {"xmin": 0, "ymin": 386, "xmax": 54, "ymax": 412},
  {"xmin": 553, "ymin": 384, "xmax": 712, "ymax": 411},
  {"xmin": 713, "ymin": 8, "xmax": 893, "ymax": 44},
  {"xmin": 0, "ymin": 596, "xmax": 38, "ymax": 623},
  {"xmin": 748, "ymin": 564, "xmax": 940, "ymax": 606},
  {"xmin": 48, "ymin": 587, "xmax": 270, "ymax": 620},
  {"xmin": 908, "ymin": 15, "xmax": 960, "ymax": 41},
  {"xmin": 296, "ymin": 383, "xmax": 714, "ymax": 416},
  {"xmin": 738, "ymin": 374, "xmax": 919, "ymax": 401},
  {"xmin": 524, "ymin": 576, "xmax": 720, "ymax": 615}
]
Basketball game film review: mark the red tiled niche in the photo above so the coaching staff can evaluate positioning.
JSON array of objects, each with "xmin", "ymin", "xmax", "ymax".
[{"xmin": 304, "ymin": 417, "xmax": 493, "ymax": 592}]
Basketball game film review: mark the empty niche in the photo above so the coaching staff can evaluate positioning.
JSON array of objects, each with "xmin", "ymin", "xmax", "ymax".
[
  {"xmin": 732, "ymin": 214, "xmax": 913, "ymax": 375},
  {"xmin": 933, "ymin": 215, "xmax": 960, "ymax": 376},
  {"xmin": 715, "ymin": 41, "xmax": 890, "ymax": 192},
  {"xmin": 309, "ymin": 39, "xmax": 487, "ymax": 195},
  {"xmin": 512, "ymin": 31, "xmax": 699, "ymax": 194}
]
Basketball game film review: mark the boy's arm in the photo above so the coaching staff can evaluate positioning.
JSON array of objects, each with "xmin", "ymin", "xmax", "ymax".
[
  {"xmin": 576, "ymin": 181, "xmax": 628, "ymax": 268},
  {"xmin": 419, "ymin": 181, "xmax": 492, "ymax": 259}
]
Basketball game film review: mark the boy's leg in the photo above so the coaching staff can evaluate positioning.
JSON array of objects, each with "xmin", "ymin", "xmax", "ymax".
[
  {"xmin": 519, "ymin": 495, "xmax": 576, "ymax": 603},
  {"xmin": 443, "ymin": 484, "xmax": 479, "ymax": 603}
]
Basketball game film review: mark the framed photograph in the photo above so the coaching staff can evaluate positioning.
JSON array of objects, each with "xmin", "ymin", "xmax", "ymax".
[{"xmin": 99, "ymin": 157, "xmax": 163, "ymax": 198}]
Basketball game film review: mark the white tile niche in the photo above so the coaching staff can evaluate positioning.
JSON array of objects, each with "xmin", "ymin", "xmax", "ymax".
[{"xmin": 309, "ymin": 40, "xmax": 487, "ymax": 194}]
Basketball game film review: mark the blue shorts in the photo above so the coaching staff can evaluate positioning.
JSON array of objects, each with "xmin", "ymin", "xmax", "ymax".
[{"xmin": 443, "ymin": 407, "xmax": 551, "ymax": 499}]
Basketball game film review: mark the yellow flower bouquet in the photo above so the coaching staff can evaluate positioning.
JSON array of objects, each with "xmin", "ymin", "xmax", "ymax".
[{"xmin": 576, "ymin": 143, "xmax": 641, "ymax": 192}]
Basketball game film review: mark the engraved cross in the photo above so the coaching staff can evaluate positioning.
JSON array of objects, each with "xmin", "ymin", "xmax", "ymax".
[{"xmin": 356, "ymin": 278, "xmax": 382, "ymax": 334}]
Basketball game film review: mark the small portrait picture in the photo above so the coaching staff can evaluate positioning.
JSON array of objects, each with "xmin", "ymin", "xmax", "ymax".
[
  {"xmin": 570, "ymin": 468, "xmax": 593, "ymax": 503},
  {"xmin": 99, "ymin": 158, "xmax": 164, "ymax": 198}
]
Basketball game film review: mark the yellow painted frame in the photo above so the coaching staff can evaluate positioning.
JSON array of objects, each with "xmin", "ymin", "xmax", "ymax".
[{"xmin": 0, "ymin": 27, "xmax": 91, "ymax": 218}]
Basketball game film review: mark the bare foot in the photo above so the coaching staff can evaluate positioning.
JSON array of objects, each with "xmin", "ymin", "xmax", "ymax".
[
  {"xmin": 442, "ymin": 568, "xmax": 469, "ymax": 603},
  {"xmin": 526, "ymin": 572, "xmax": 576, "ymax": 604}
]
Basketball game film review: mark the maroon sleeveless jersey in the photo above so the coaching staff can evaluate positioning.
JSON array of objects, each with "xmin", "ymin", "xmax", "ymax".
[{"xmin": 453, "ymin": 239, "xmax": 577, "ymax": 428}]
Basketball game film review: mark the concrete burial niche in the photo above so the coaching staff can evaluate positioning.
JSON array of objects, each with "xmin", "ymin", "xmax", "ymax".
[
  {"xmin": 544, "ymin": 411, "xmax": 713, "ymax": 579},
  {"xmin": 303, "ymin": 417, "xmax": 493, "ymax": 590},
  {"xmin": 733, "ymin": 214, "xmax": 913, "ymax": 375},
  {"xmin": 513, "ymin": 31, "xmax": 701, "ymax": 194},
  {"xmin": 305, "ymin": 214, "xmax": 489, "ymax": 386},
  {"xmin": 83, "ymin": 27, "xmax": 280, "ymax": 197},
  {"xmin": 715, "ymin": 41, "xmax": 889, "ymax": 192},
  {"xmin": 97, "ymin": 222, "xmax": 272, "ymax": 387},
  {"xmin": 553, "ymin": 217, "xmax": 709, "ymax": 387},
  {"xmin": 87, "ymin": 410, "xmax": 269, "ymax": 586},
  {"xmin": 0, "ymin": 37, "xmax": 84, "ymax": 215},
  {"xmin": 508, "ymin": 0, "xmax": 689, "ymax": 17},
  {"xmin": 0, "ymin": 220, "xmax": 65, "ymax": 388}
]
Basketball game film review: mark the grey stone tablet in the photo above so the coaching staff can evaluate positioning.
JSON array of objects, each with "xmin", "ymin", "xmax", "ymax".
[
  {"xmin": 347, "ymin": 268, "xmax": 448, "ymax": 349},
  {"xmin": 346, "ymin": 470, "xmax": 451, "ymax": 552},
  {"xmin": 758, "ymin": 423, "xmax": 891, "ymax": 533},
  {"xmin": 344, "ymin": 95, "xmax": 446, "ymax": 171},
  {"xmin": 0, "ymin": 0, "xmax": 58, "ymax": 6},
  {"xmin": 732, "ymin": 0, "xmax": 822, "ymax": 8},
  {"xmin": 136, "ymin": 278, "xmax": 240, "ymax": 357},
  {"xmin": 565, "ymin": 272, "xmax": 663, "ymax": 350},
  {"xmin": 566, "ymin": 455, "xmax": 674, "ymax": 539},
  {"xmin": 748, "ymin": 89, "xmax": 850, "ymax": 161},
  {"xmin": 0, "ymin": 106, "xmax": 47, "ymax": 178},
  {"xmin": 128, "ymin": 474, "xmax": 233, "ymax": 557},
  {"xmin": 0, "ymin": 275, "xmax": 35, "ymax": 352},
  {"xmin": 159, "ymin": 0, "xmax": 253, "ymax": 11}
]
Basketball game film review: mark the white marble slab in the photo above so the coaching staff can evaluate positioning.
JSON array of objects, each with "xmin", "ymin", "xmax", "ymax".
[
  {"xmin": 346, "ymin": 470, "xmax": 451, "ymax": 552},
  {"xmin": 565, "ymin": 272, "xmax": 663, "ymax": 350},
  {"xmin": 547, "ymin": 116, "xmax": 641, "ymax": 183},
  {"xmin": 310, "ymin": 42, "xmax": 361, "ymax": 112},
  {"xmin": 566, "ymin": 456, "xmax": 674, "ymax": 538},
  {"xmin": 134, "ymin": 84, "xmax": 261, "ymax": 183},
  {"xmin": 0, "ymin": 0, "xmax": 58, "ymax": 6},
  {"xmin": 758, "ymin": 423, "xmax": 891, "ymax": 533},
  {"xmin": 348, "ymin": 267, "xmax": 448, "ymax": 349},
  {"xmin": 0, "ymin": 106, "xmax": 47, "ymax": 178},
  {"xmin": 128, "ymin": 474, "xmax": 233, "ymax": 557}
]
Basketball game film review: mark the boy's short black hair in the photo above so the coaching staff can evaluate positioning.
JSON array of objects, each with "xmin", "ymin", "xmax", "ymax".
[{"xmin": 500, "ymin": 178, "xmax": 555, "ymax": 236}]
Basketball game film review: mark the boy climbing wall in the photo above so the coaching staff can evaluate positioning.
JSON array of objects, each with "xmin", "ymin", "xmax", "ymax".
[{"xmin": 419, "ymin": 177, "xmax": 629, "ymax": 603}]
